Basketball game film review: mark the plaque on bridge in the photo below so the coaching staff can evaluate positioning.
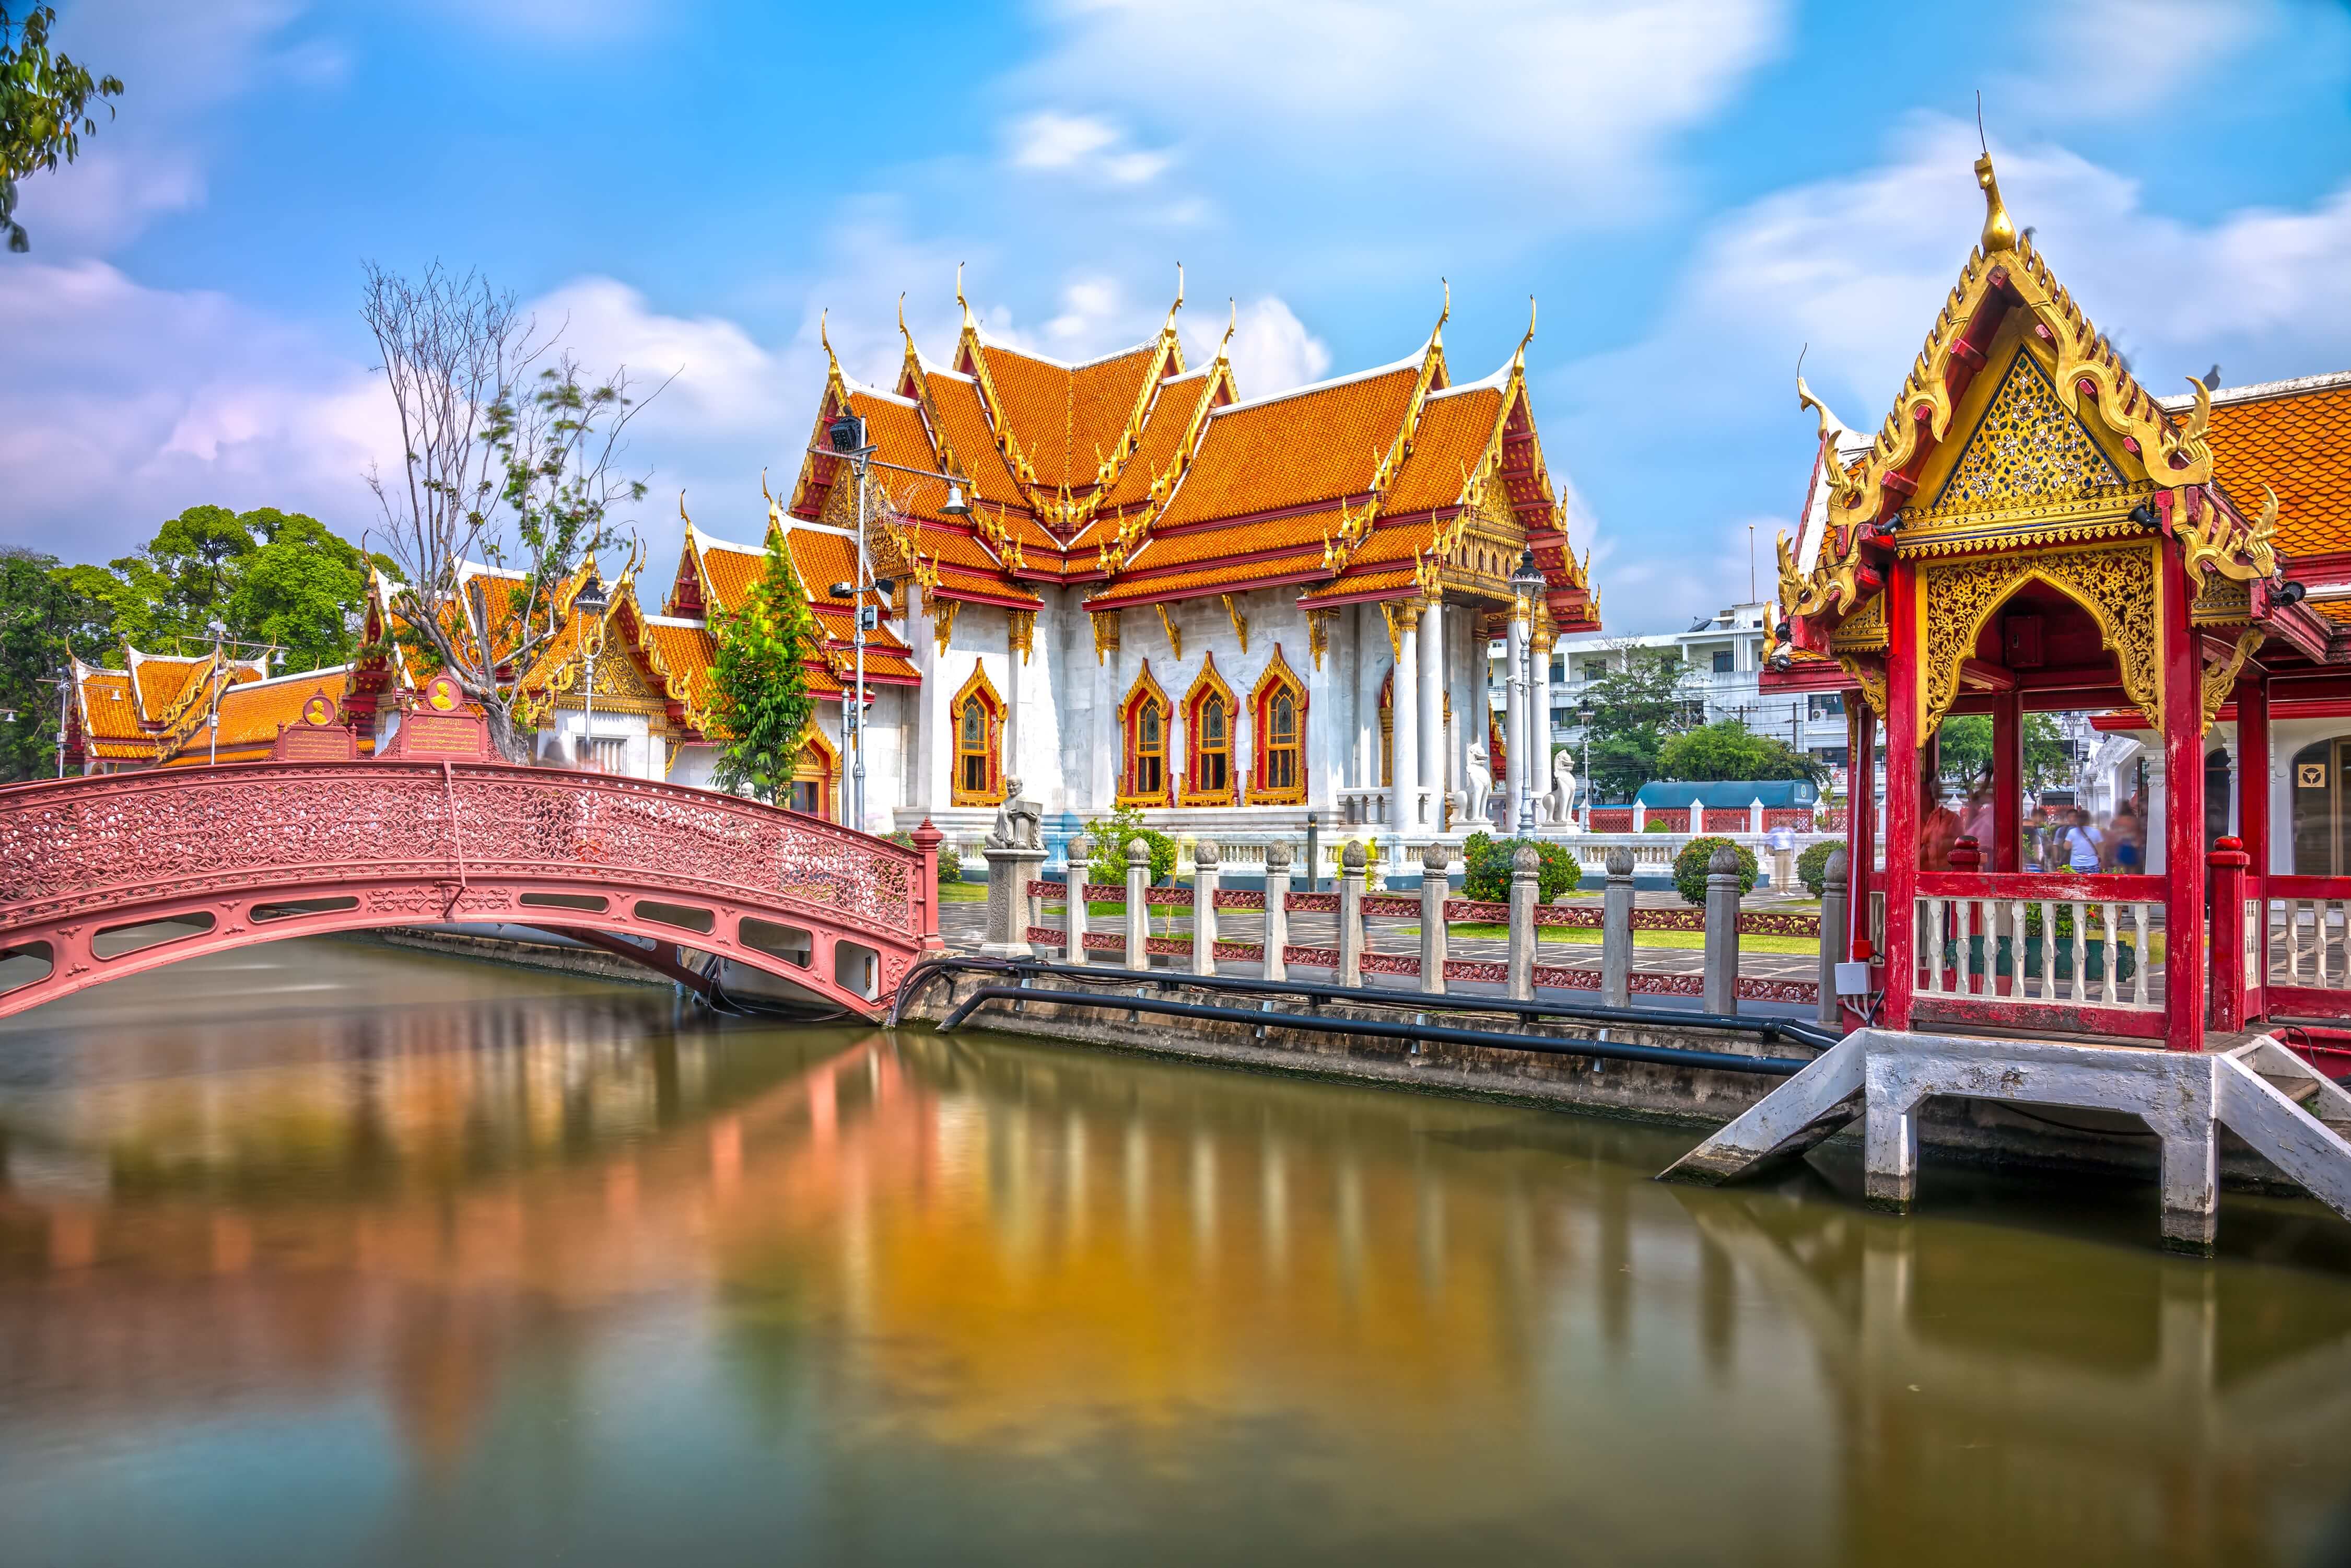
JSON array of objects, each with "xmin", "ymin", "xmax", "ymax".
[
  {"xmin": 378, "ymin": 674, "xmax": 493, "ymax": 759},
  {"xmin": 270, "ymin": 693, "xmax": 358, "ymax": 762}
]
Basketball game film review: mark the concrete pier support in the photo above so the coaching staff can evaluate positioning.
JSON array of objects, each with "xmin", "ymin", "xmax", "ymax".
[{"xmin": 1671, "ymin": 1028, "xmax": 2351, "ymax": 1253}]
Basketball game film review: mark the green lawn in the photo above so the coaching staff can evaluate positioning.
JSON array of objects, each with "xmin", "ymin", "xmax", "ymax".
[
  {"xmin": 1420, "ymin": 923, "xmax": 1818, "ymax": 955},
  {"xmin": 938, "ymin": 880, "xmax": 989, "ymax": 903}
]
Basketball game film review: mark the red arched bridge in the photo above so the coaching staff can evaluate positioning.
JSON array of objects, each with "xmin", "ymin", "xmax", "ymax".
[{"xmin": 0, "ymin": 762, "xmax": 942, "ymax": 1020}]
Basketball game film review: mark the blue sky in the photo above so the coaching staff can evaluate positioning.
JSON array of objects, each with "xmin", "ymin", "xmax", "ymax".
[{"xmin": 9, "ymin": 0, "xmax": 2351, "ymax": 632}]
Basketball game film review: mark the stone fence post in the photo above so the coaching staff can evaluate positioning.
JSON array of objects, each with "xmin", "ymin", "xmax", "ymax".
[
  {"xmin": 1339, "ymin": 839, "xmax": 1366, "ymax": 988},
  {"xmin": 1818, "ymin": 847, "xmax": 1847, "ymax": 1028},
  {"xmin": 1125, "ymin": 839, "xmax": 1151, "ymax": 971},
  {"xmin": 1264, "ymin": 840, "xmax": 1293, "ymax": 981},
  {"xmin": 1192, "ymin": 839, "xmax": 1221, "ymax": 977},
  {"xmin": 1690, "ymin": 800, "xmax": 1705, "ymax": 835},
  {"xmin": 1749, "ymin": 797, "xmax": 1765, "ymax": 836},
  {"xmin": 1703, "ymin": 844, "xmax": 1744, "ymax": 1014},
  {"xmin": 1631, "ymin": 799, "xmax": 1646, "ymax": 833},
  {"xmin": 1419, "ymin": 841, "xmax": 1451, "ymax": 995},
  {"xmin": 1066, "ymin": 834, "xmax": 1094, "ymax": 967},
  {"xmin": 1508, "ymin": 844, "xmax": 1540, "ymax": 1001},
  {"xmin": 1601, "ymin": 847, "xmax": 1635, "ymax": 1008}
]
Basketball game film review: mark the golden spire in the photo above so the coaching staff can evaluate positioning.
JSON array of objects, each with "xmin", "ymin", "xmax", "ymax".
[
  {"xmin": 818, "ymin": 307, "xmax": 843, "ymax": 381},
  {"xmin": 898, "ymin": 290, "xmax": 917, "ymax": 355},
  {"xmin": 1512, "ymin": 294, "xmax": 1536, "ymax": 370},
  {"xmin": 1217, "ymin": 297, "xmax": 1236, "ymax": 360},
  {"xmin": 1163, "ymin": 261, "xmax": 1184, "ymax": 335},
  {"xmin": 1974, "ymin": 153, "xmax": 2015, "ymax": 254},
  {"xmin": 956, "ymin": 261, "xmax": 974, "ymax": 331},
  {"xmin": 1432, "ymin": 276, "xmax": 1450, "ymax": 347}
]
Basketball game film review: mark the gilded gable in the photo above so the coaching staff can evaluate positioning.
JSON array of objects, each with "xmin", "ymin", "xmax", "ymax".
[{"xmin": 1934, "ymin": 349, "xmax": 2123, "ymax": 510}]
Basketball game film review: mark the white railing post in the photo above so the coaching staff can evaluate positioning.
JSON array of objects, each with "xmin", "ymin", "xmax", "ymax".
[
  {"xmin": 1419, "ymin": 841, "xmax": 1449, "ymax": 995},
  {"xmin": 1125, "ymin": 839, "xmax": 1150, "ymax": 971},
  {"xmin": 1339, "ymin": 839, "xmax": 1366, "ymax": 988},
  {"xmin": 1064, "ymin": 834, "xmax": 1093, "ymax": 966},
  {"xmin": 1192, "ymin": 839, "xmax": 1220, "ymax": 977},
  {"xmin": 1264, "ymin": 840, "xmax": 1292, "ymax": 981}
]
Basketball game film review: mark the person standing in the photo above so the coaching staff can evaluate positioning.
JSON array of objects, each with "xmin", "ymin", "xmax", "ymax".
[{"xmin": 2062, "ymin": 809, "xmax": 2103, "ymax": 874}]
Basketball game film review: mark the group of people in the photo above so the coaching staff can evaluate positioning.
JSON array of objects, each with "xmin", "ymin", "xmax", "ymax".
[{"xmin": 1919, "ymin": 775, "xmax": 2145, "ymax": 873}]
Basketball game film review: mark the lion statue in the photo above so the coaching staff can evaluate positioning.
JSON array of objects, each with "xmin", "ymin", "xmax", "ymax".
[
  {"xmin": 1540, "ymin": 749, "xmax": 1578, "ymax": 826},
  {"xmin": 1448, "ymin": 740, "xmax": 1495, "ymax": 827}
]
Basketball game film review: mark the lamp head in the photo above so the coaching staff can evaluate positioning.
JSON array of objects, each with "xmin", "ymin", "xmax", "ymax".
[
  {"xmin": 574, "ymin": 567, "xmax": 609, "ymax": 619},
  {"xmin": 828, "ymin": 581, "xmax": 857, "ymax": 600},
  {"xmin": 826, "ymin": 413, "xmax": 865, "ymax": 453},
  {"xmin": 941, "ymin": 484, "xmax": 971, "ymax": 517},
  {"xmin": 1509, "ymin": 546, "xmax": 1545, "ymax": 594}
]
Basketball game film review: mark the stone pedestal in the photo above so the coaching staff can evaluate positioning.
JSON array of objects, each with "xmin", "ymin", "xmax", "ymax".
[{"xmin": 980, "ymin": 847, "xmax": 1045, "ymax": 958}]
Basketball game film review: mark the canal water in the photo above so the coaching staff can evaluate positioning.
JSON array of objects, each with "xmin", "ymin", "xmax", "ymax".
[{"xmin": 4, "ymin": 941, "xmax": 2351, "ymax": 1566}]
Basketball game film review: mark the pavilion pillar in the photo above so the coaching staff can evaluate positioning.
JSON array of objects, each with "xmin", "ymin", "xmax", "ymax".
[
  {"xmin": 1846, "ymin": 700, "xmax": 1879, "ymax": 1019},
  {"xmin": 2161, "ymin": 570, "xmax": 2207, "ymax": 1051},
  {"xmin": 2237, "ymin": 668, "xmax": 2271, "ymax": 1020},
  {"xmin": 1355, "ymin": 604, "xmax": 1382, "ymax": 796},
  {"xmin": 1882, "ymin": 562, "xmax": 1920, "ymax": 1032},
  {"xmin": 1418, "ymin": 594, "xmax": 1445, "ymax": 830},
  {"xmin": 1992, "ymin": 691, "xmax": 2022, "ymax": 872},
  {"xmin": 1532, "ymin": 615, "xmax": 1555, "ymax": 827},
  {"xmin": 1389, "ymin": 604, "xmax": 1421, "ymax": 836}
]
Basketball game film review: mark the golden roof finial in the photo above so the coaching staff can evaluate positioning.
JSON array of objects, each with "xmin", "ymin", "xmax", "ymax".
[
  {"xmin": 898, "ymin": 289, "xmax": 918, "ymax": 353},
  {"xmin": 1973, "ymin": 96, "xmax": 2015, "ymax": 254},
  {"xmin": 1217, "ymin": 297, "xmax": 1236, "ymax": 360},
  {"xmin": 818, "ymin": 307, "xmax": 843, "ymax": 379},
  {"xmin": 1433, "ymin": 276, "xmax": 1450, "ymax": 346},
  {"xmin": 1794, "ymin": 344, "xmax": 1850, "ymax": 446},
  {"xmin": 1513, "ymin": 294, "xmax": 1536, "ymax": 369},
  {"xmin": 1166, "ymin": 261, "xmax": 1184, "ymax": 327},
  {"xmin": 956, "ymin": 261, "xmax": 973, "ymax": 331}
]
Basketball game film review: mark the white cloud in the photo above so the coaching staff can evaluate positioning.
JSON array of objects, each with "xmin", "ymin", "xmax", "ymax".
[
  {"xmin": 1006, "ymin": 111, "xmax": 1172, "ymax": 185},
  {"xmin": 2019, "ymin": 0, "xmax": 2275, "ymax": 117},
  {"xmin": 527, "ymin": 277, "xmax": 791, "ymax": 439},
  {"xmin": 1016, "ymin": 0, "xmax": 1785, "ymax": 223},
  {"xmin": 1183, "ymin": 297, "xmax": 1333, "ymax": 398},
  {"xmin": 0, "ymin": 260, "xmax": 396, "ymax": 561}
]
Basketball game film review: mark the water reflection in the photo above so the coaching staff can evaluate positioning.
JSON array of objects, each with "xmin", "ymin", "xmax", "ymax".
[{"xmin": 1, "ymin": 939, "xmax": 2349, "ymax": 1565}]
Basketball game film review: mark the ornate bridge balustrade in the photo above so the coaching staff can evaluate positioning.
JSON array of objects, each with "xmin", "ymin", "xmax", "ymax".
[{"xmin": 0, "ymin": 762, "xmax": 940, "ymax": 1020}]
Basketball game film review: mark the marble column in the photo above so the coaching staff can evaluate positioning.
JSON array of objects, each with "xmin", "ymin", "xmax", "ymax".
[
  {"xmin": 1418, "ymin": 595, "xmax": 1445, "ymax": 832},
  {"xmin": 1091, "ymin": 614, "xmax": 1121, "ymax": 814},
  {"xmin": 1354, "ymin": 603, "xmax": 1383, "ymax": 797},
  {"xmin": 1505, "ymin": 595, "xmax": 1529, "ymax": 832},
  {"xmin": 1531, "ymin": 614, "xmax": 1555, "ymax": 827},
  {"xmin": 1389, "ymin": 604, "xmax": 1421, "ymax": 834},
  {"xmin": 911, "ymin": 587, "xmax": 940, "ymax": 814}
]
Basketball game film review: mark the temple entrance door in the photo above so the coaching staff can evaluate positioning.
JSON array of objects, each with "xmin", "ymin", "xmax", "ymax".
[{"xmin": 2290, "ymin": 736, "xmax": 2351, "ymax": 874}]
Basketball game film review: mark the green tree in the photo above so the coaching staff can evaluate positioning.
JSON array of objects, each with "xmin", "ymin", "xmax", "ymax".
[
  {"xmin": 0, "ymin": 548, "xmax": 108, "ymax": 780},
  {"xmin": 1936, "ymin": 712, "xmax": 2073, "ymax": 792},
  {"xmin": 710, "ymin": 535, "xmax": 816, "ymax": 803},
  {"xmin": 1657, "ymin": 719, "xmax": 1828, "ymax": 785},
  {"xmin": 1, "ymin": 5, "xmax": 123, "ymax": 253},
  {"xmin": 1672, "ymin": 835, "xmax": 1760, "ymax": 906},
  {"xmin": 1578, "ymin": 648, "xmax": 1696, "ymax": 800}
]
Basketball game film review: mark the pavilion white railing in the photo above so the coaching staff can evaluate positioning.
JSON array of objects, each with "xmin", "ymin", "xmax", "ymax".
[{"xmin": 1911, "ymin": 872, "xmax": 2163, "ymax": 1016}]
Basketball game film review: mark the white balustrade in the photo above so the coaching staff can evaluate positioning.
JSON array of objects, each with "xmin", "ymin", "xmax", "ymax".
[
  {"xmin": 1911, "ymin": 892, "xmax": 2159, "ymax": 1011},
  {"xmin": 2272, "ymin": 897, "xmax": 2351, "ymax": 991}
]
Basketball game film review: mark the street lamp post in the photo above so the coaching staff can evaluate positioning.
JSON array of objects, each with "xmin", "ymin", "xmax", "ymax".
[
  {"xmin": 1510, "ymin": 548, "xmax": 1546, "ymax": 836},
  {"xmin": 820, "ymin": 414, "xmax": 969, "ymax": 832},
  {"xmin": 1576, "ymin": 700, "xmax": 1595, "ymax": 833},
  {"xmin": 574, "ymin": 564, "xmax": 610, "ymax": 770}
]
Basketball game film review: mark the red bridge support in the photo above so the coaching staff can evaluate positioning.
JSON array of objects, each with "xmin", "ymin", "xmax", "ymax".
[{"xmin": 0, "ymin": 762, "xmax": 942, "ymax": 1021}]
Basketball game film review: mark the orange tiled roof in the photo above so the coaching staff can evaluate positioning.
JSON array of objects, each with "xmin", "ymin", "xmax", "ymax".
[
  {"xmin": 2315, "ymin": 599, "xmax": 2351, "ymax": 627},
  {"xmin": 1155, "ymin": 367, "xmax": 1419, "ymax": 529},
  {"xmin": 1102, "ymin": 370, "xmax": 1219, "ymax": 510},
  {"xmin": 75, "ymin": 665, "xmax": 144, "ymax": 742},
  {"xmin": 643, "ymin": 619, "xmax": 719, "ymax": 721},
  {"xmin": 1086, "ymin": 547, "xmax": 1330, "ymax": 609},
  {"xmin": 923, "ymin": 372, "xmax": 1027, "ymax": 504},
  {"xmin": 1381, "ymin": 387, "xmax": 1502, "ymax": 513},
  {"xmin": 975, "ymin": 341, "xmax": 1161, "ymax": 494},
  {"xmin": 2201, "ymin": 376, "xmax": 2351, "ymax": 559},
  {"xmin": 163, "ymin": 669, "xmax": 356, "ymax": 762}
]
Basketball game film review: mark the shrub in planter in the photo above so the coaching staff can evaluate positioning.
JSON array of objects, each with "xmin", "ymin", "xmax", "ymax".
[
  {"xmin": 1672, "ymin": 835, "xmax": 1758, "ymax": 905},
  {"xmin": 1797, "ymin": 840, "xmax": 1838, "ymax": 897},
  {"xmin": 1461, "ymin": 832, "xmax": 1582, "ymax": 903}
]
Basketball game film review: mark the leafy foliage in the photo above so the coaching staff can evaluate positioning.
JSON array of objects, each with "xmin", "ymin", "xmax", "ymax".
[
  {"xmin": 1577, "ymin": 648, "xmax": 1699, "ymax": 800},
  {"xmin": 1460, "ymin": 831, "xmax": 1582, "ymax": 903},
  {"xmin": 711, "ymin": 535, "xmax": 816, "ymax": 804},
  {"xmin": 1083, "ymin": 803, "xmax": 1176, "ymax": 892},
  {"xmin": 1935, "ymin": 712, "xmax": 2073, "ymax": 791},
  {"xmin": 55, "ymin": 507, "xmax": 389, "ymax": 672},
  {"xmin": 0, "ymin": 547, "xmax": 110, "ymax": 781},
  {"xmin": 886, "ymin": 830, "xmax": 962, "ymax": 886},
  {"xmin": 1672, "ymin": 835, "xmax": 1759, "ymax": 905},
  {"xmin": 1657, "ymin": 719, "xmax": 1827, "ymax": 785},
  {"xmin": 1797, "ymin": 840, "xmax": 1839, "ymax": 897},
  {"xmin": 1, "ymin": 5, "xmax": 123, "ymax": 253}
]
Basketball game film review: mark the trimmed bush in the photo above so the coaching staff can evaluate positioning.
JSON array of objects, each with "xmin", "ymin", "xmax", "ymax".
[
  {"xmin": 1083, "ymin": 803, "xmax": 1177, "ymax": 893},
  {"xmin": 1672, "ymin": 835, "xmax": 1758, "ymax": 905},
  {"xmin": 1461, "ymin": 832, "xmax": 1582, "ymax": 903},
  {"xmin": 1796, "ymin": 840, "xmax": 1837, "ymax": 897},
  {"xmin": 1643, "ymin": 817, "xmax": 1675, "ymax": 832}
]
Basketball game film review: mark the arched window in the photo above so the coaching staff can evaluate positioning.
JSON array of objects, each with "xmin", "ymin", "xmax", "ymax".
[
  {"xmin": 1250, "ymin": 647, "xmax": 1306, "ymax": 804},
  {"xmin": 792, "ymin": 729, "xmax": 839, "ymax": 819},
  {"xmin": 1181, "ymin": 657, "xmax": 1238, "ymax": 805},
  {"xmin": 949, "ymin": 665, "xmax": 1004, "ymax": 806},
  {"xmin": 1120, "ymin": 663, "xmax": 1173, "ymax": 806}
]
